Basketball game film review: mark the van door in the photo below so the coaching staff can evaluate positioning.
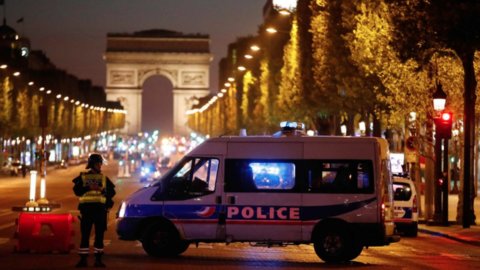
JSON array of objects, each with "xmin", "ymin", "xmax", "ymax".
[
  {"xmin": 223, "ymin": 159, "xmax": 302, "ymax": 242},
  {"xmin": 162, "ymin": 156, "xmax": 224, "ymax": 240}
]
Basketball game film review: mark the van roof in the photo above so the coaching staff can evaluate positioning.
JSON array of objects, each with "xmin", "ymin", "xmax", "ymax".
[
  {"xmin": 190, "ymin": 135, "xmax": 390, "ymax": 160},
  {"xmin": 208, "ymin": 135, "xmax": 385, "ymax": 144}
]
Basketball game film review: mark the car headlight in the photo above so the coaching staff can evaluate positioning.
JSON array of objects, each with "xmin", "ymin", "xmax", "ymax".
[{"xmin": 118, "ymin": 201, "xmax": 127, "ymax": 218}]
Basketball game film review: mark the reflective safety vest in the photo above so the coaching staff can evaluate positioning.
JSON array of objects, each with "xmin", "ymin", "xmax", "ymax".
[{"xmin": 79, "ymin": 173, "xmax": 107, "ymax": 204}]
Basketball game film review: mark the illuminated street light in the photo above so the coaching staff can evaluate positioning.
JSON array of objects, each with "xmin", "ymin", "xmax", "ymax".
[
  {"xmin": 433, "ymin": 83, "xmax": 447, "ymax": 111},
  {"xmin": 250, "ymin": 45, "xmax": 260, "ymax": 51},
  {"xmin": 340, "ymin": 123, "xmax": 347, "ymax": 136},
  {"xmin": 244, "ymin": 54, "xmax": 253, "ymax": 59},
  {"xmin": 237, "ymin": 66, "xmax": 246, "ymax": 71},
  {"xmin": 266, "ymin": 27, "xmax": 278, "ymax": 34},
  {"xmin": 273, "ymin": 0, "xmax": 297, "ymax": 13},
  {"xmin": 359, "ymin": 121, "xmax": 366, "ymax": 136}
]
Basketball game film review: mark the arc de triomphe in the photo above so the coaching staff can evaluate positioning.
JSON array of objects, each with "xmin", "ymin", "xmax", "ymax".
[{"xmin": 104, "ymin": 29, "xmax": 211, "ymax": 135}]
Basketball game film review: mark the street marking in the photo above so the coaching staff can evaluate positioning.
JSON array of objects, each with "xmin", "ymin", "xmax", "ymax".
[
  {"xmin": 0, "ymin": 222, "xmax": 15, "ymax": 230},
  {"xmin": 0, "ymin": 237, "xmax": 10, "ymax": 245},
  {"xmin": 87, "ymin": 239, "xmax": 111, "ymax": 246}
]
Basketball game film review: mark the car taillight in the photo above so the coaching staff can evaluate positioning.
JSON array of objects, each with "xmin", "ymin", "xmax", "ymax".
[{"xmin": 412, "ymin": 195, "xmax": 418, "ymax": 213}]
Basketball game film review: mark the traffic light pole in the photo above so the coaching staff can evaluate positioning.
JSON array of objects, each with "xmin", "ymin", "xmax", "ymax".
[
  {"xmin": 442, "ymin": 138, "xmax": 449, "ymax": 226},
  {"xmin": 432, "ymin": 111, "xmax": 452, "ymax": 226},
  {"xmin": 433, "ymin": 133, "xmax": 443, "ymax": 224}
]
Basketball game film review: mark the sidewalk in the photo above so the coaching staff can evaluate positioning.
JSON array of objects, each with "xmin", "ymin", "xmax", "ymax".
[{"xmin": 418, "ymin": 193, "xmax": 480, "ymax": 246}]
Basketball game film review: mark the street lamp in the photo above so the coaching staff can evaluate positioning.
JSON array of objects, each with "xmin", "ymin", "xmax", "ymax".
[
  {"xmin": 432, "ymin": 82, "xmax": 447, "ymax": 111},
  {"xmin": 266, "ymin": 27, "xmax": 278, "ymax": 34},
  {"xmin": 272, "ymin": 0, "xmax": 297, "ymax": 14},
  {"xmin": 432, "ymin": 82, "xmax": 449, "ymax": 225},
  {"xmin": 359, "ymin": 121, "xmax": 366, "ymax": 136},
  {"xmin": 340, "ymin": 122, "xmax": 347, "ymax": 136}
]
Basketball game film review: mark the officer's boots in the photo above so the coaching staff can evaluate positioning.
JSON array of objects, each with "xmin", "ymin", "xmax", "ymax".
[
  {"xmin": 94, "ymin": 252, "xmax": 106, "ymax": 268},
  {"xmin": 75, "ymin": 254, "xmax": 88, "ymax": 268}
]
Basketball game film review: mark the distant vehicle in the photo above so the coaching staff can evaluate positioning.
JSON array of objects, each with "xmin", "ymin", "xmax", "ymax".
[
  {"xmin": 2, "ymin": 161, "xmax": 22, "ymax": 176},
  {"xmin": 139, "ymin": 163, "xmax": 161, "ymax": 183},
  {"xmin": 393, "ymin": 176, "xmax": 419, "ymax": 237},
  {"xmin": 117, "ymin": 123, "xmax": 399, "ymax": 263},
  {"xmin": 57, "ymin": 159, "xmax": 68, "ymax": 169}
]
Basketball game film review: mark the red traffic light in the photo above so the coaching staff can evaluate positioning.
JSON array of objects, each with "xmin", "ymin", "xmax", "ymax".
[{"xmin": 434, "ymin": 111, "xmax": 453, "ymax": 139}]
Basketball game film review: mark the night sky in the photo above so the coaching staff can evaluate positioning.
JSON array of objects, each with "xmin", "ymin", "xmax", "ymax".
[
  {"xmin": 5, "ymin": 0, "xmax": 266, "ymax": 134},
  {"xmin": 5, "ymin": 0, "xmax": 265, "ymax": 90}
]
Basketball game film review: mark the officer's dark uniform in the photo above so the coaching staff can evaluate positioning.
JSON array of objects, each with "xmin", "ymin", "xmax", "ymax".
[{"xmin": 73, "ymin": 154, "xmax": 115, "ymax": 268}]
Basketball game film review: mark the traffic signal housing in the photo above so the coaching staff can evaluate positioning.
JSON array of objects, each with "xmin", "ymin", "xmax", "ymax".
[{"xmin": 434, "ymin": 111, "xmax": 453, "ymax": 139}]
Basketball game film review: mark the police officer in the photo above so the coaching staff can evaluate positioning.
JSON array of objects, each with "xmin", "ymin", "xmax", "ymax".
[{"xmin": 73, "ymin": 153, "xmax": 115, "ymax": 268}]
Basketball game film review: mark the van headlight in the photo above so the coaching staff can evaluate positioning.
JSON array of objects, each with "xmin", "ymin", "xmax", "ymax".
[{"xmin": 118, "ymin": 201, "xmax": 127, "ymax": 218}]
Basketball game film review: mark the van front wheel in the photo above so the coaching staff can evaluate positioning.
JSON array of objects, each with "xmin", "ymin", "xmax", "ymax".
[
  {"xmin": 141, "ymin": 222, "xmax": 189, "ymax": 257},
  {"xmin": 313, "ymin": 227, "xmax": 352, "ymax": 263}
]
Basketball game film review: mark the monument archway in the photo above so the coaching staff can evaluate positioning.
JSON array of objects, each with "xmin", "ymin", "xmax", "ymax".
[
  {"xmin": 142, "ymin": 75, "xmax": 173, "ymax": 134},
  {"xmin": 104, "ymin": 29, "xmax": 211, "ymax": 135}
]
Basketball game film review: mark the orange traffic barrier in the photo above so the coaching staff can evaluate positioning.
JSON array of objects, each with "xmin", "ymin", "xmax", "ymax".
[{"xmin": 14, "ymin": 212, "xmax": 75, "ymax": 253}]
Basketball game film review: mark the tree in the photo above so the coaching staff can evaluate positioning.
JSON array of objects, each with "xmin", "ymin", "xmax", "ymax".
[{"xmin": 388, "ymin": 0, "xmax": 480, "ymax": 226}]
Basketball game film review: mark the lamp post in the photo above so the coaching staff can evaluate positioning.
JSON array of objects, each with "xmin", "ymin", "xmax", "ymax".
[
  {"xmin": 272, "ymin": 0, "xmax": 297, "ymax": 14},
  {"xmin": 432, "ymin": 82, "xmax": 449, "ymax": 225},
  {"xmin": 37, "ymin": 92, "xmax": 49, "ymax": 205}
]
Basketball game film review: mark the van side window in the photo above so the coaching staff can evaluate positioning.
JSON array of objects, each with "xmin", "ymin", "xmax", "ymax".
[
  {"xmin": 191, "ymin": 158, "xmax": 218, "ymax": 193},
  {"xmin": 308, "ymin": 160, "xmax": 373, "ymax": 194},
  {"xmin": 225, "ymin": 160, "xmax": 296, "ymax": 192},
  {"xmin": 168, "ymin": 157, "xmax": 219, "ymax": 199}
]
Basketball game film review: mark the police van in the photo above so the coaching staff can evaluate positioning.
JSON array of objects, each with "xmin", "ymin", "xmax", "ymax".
[{"xmin": 116, "ymin": 124, "xmax": 399, "ymax": 263}]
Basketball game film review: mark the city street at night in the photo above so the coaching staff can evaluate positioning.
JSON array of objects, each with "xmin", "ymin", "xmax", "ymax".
[
  {"xmin": 0, "ymin": 162, "xmax": 479, "ymax": 269},
  {"xmin": 2, "ymin": 1, "xmax": 480, "ymax": 269}
]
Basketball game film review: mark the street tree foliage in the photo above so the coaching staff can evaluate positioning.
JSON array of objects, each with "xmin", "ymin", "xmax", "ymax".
[
  {"xmin": 253, "ymin": 60, "xmax": 271, "ymax": 132},
  {"xmin": 386, "ymin": 0, "xmax": 480, "ymax": 224},
  {"xmin": 0, "ymin": 75, "xmax": 125, "ymax": 141},
  {"xmin": 277, "ymin": 18, "xmax": 304, "ymax": 123},
  {"xmin": 190, "ymin": 0, "xmax": 480, "ymax": 143}
]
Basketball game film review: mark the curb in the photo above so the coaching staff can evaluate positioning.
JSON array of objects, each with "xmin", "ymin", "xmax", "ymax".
[{"xmin": 418, "ymin": 227, "xmax": 480, "ymax": 247}]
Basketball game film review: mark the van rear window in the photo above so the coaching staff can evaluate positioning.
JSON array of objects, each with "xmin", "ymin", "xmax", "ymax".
[{"xmin": 306, "ymin": 160, "xmax": 374, "ymax": 194}]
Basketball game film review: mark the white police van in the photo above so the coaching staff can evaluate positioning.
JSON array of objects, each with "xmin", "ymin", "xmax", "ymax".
[{"xmin": 116, "ymin": 124, "xmax": 399, "ymax": 263}]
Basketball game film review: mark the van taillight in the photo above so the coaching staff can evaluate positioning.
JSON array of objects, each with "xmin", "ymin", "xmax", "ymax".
[{"xmin": 412, "ymin": 195, "xmax": 418, "ymax": 213}]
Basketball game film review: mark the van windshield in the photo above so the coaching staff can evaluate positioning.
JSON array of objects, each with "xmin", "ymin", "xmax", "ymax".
[{"xmin": 155, "ymin": 156, "xmax": 219, "ymax": 199}]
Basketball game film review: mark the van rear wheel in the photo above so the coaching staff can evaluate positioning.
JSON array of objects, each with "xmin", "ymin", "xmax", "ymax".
[
  {"xmin": 141, "ymin": 222, "xmax": 189, "ymax": 257},
  {"xmin": 313, "ymin": 227, "xmax": 355, "ymax": 263}
]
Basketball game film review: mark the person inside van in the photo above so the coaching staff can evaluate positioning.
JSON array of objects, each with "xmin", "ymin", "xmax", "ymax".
[
  {"xmin": 191, "ymin": 164, "xmax": 209, "ymax": 193},
  {"xmin": 191, "ymin": 177, "xmax": 208, "ymax": 192}
]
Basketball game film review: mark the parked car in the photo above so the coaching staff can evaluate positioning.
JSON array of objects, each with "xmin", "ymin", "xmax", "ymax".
[{"xmin": 393, "ymin": 176, "xmax": 419, "ymax": 237}]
